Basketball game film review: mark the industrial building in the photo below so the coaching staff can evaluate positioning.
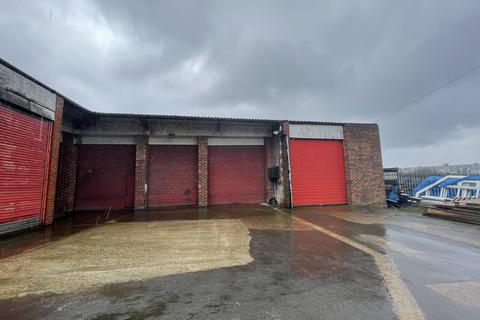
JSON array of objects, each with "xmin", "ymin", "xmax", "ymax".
[{"xmin": 0, "ymin": 58, "xmax": 385, "ymax": 235}]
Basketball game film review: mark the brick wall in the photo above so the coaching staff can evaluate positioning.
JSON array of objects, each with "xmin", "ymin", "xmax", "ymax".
[
  {"xmin": 134, "ymin": 136, "xmax": 148, "ymax": 209},
  {"xmin": 55, "ymin": 133, "xmax": 78, "ymax": 213},
  {"xmin": 45, "ymin": 96, "xmax": 64, "ymax": 225},
  {"xmin": 198, "ymin": 137, "xmax": 208, "ymax": 206},
  {"xmin": 343, "ymin": 123, "xmax": 386, "ymax": 206},
  {"xmin": 264, "ymin": 137, "xmax": 275, "ymax": 202}
]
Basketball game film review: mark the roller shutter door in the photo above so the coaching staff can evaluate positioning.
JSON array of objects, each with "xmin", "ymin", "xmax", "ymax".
[
  {"xmin": 75, "ymin": 145, "xmax": 135, "ymax": 210},
  {"xmin": 0, "ymin": 106, "xmax": 52, "ymax": 230},
  {"xmin": 208, "ymin": 146, "xmax": 265, "ymax": 205},
  {"xmin": 148, "ymin": 145, "xmax": 198, "ymax": 207},
  {"xmin": 290, "ymin": 139, "xmax": 347, "ymax": 206}
]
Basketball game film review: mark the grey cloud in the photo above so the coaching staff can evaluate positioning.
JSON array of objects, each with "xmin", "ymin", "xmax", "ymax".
[{"xmin": 1, "ymin": 0, "xmax": 479, "ymax": 166}]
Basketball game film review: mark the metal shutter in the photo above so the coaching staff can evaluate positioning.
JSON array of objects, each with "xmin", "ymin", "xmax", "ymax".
[
  {"xmin": 0, "ymin": 106, "xmax": 52, "ymax": 229},
  {"xmin": 208, "ymin": 146, "xmax": 265, "ymax": 205},
  {"xmin": 290, "ymin": 139, "xmax": 347, "ymax": 206},
  {"xmin": 75, "ymin": 145, "xmax": 135, "ymax": 210},
  {"xmin": 148, "ymin": 145, "xmax": 198, "ymax": 207}
]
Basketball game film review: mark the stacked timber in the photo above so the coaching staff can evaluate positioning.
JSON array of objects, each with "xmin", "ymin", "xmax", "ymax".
[{"xmin": 423, "ymin": 199, "xmax": 480, "ymax": 225}]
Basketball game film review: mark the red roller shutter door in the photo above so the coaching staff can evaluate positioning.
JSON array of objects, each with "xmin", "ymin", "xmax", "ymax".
[
  {"xmin": 75, "ymin": 145, "xmax": 135, "ymax": 210},
  {"xmin": 208, "ymin": 146, "xmax": 265, "ymax": 205},
  {"xmin": 0, "ymin": 106, "xmax": 52, "ymax": 224},
  {"xmin": 148, "ymin": 145, "xmax": 198, "ymax": 207},
  {"xmin": 290, "ymin": 139, "xmax": 347, "ymax": 206}
]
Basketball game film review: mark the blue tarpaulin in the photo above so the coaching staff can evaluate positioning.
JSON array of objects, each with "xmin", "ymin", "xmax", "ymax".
[
  {"xmin": 411, "ymin": 176, "xmax": 442, "ymax": 197},
  {"xmin": 437, "ymin": 178, "xmax": 464, "ymax": 188},
  {"xmin": 387, "ymin": 187, "xmax": 400, "ymax": 202},
  {"xmin": 412, "ymin": 175, "xmax": 480, "ymax": 198}
]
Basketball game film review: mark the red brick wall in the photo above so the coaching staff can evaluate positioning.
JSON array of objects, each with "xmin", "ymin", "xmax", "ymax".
[
  {"xmin": 264, "ymin": 137, "xmax": 275, "ymax": 202},
  {"xmin": 134, "ymin": 136, "xmax": 148, "ymax": 209},
  {"xmin": 55, "ymin": 134, "xmax": 78, "ymax": 213},
  {"xmin": 45, "ymin": 96, "xmax": 64, "ymax": 225},
  {"xmin": 343, "ymin": 123, "xmax": 386, "ymax": 206},
  {"xmin": 198, "ymin": 137, "xmax": 208, "ymax": 206}
]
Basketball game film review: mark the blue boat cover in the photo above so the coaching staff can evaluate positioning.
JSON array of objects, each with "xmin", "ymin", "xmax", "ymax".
[
  {"xmin": 387, "ymin": 187, "xmax": 400, "ymax": 202},
  {"xmin": 412, "ymin": 175, "xmax": 480, "ymax": 197},
  {"xmin": 437, "ymin": 175, "xmax": 480, "ymax": 187},
  {"xmin": 411, "ymin": 176, "xmax": 442, "ymax": 196}
]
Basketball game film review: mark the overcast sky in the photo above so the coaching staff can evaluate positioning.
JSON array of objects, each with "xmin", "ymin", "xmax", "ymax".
[{"xmin": 1, "ymin": 0, "xmax": 479, "ymax": 167}]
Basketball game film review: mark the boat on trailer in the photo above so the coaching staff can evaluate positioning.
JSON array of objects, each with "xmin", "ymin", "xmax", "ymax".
[{"xmin": 413, "ymin": 175, "xmax": 480, "ymax": 203}]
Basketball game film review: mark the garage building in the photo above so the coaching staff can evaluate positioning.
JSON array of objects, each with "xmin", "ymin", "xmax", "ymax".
[{"xmin": 0, "ymin": 58, "xmax": 386, "ymax": 235}]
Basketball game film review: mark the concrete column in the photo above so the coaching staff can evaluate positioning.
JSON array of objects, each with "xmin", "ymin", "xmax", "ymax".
[
  {"xmin": 280, "ymin": 122, "xmax": 292, "ymax": 208},
  {"xmin": 55, "ymin": 133, "xmax": 78, "ymax": 213},
  {"xmin": 45, "ymin": 96, "xmax": 64, "ymax": 225},
  {"xmin": 198, "ymin": 137, "xmax": 208, "ymax": 207},
  {"xmin": 134, "ymin": 135, "xmax": 149, "ymax": 209},
  {"xmin": 264, "ymin": 137, "xmax": 275, "ymax": 203}
]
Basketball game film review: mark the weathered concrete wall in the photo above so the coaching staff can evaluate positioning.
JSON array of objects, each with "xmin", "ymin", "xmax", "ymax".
[
  {"xmin": 208, "ymin": 137, "xmax": 264, "ymax": 145},
  {"xmin": 149, "ymin": 137, "xmax": 197, "ymax": 145},
  {"xmin": 0, "ymin": 63, "xmax": 56, "ymax": 118},
  {"xmin": 80, "ymin": 136, "xmax": 136, "ymax": 145},
  {"xmin": 343, "ymin": 123, "xmax": 386, "ymax": 206},
  {"xmin": 273, "ymin": 135, "xmax": 287, "ymax": 206},
  {"xmin": 264, "ymin": 137, "xmax": 275, "ymax": 203},
  {"xmin": 0, "ymin": 88, "xmax": 55, "ymax": 120},
  {"xmin": 68, "ymin": 117, "xmax": 273, "ymax": 138},
  {"xmin": 279, "ymin": 122, "xmax": 292, "ymax": 208},
  {"xmin": 289, "ymin": 124, "xmax": 343, "ymax": 139}
]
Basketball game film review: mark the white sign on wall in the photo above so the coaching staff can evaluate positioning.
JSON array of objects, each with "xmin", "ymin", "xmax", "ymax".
[{"xmin": 289, "ymin": 124, "xmax": 344, "ymax": 140}]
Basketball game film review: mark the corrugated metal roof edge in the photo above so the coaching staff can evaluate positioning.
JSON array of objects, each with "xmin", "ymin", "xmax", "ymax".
[
  {"xmin": 89, "ymin": 112, "xmax": 377, "ymax": 126},
  {"xmin": 287, "ymin": 120, "xmax": 378, "ymax": 126},
  {"xmin": 90, "ymin": 111, "xmax": 353, "ymax": 125},
  {"xmin": 0, "ymin": 58, "xmax": 377, "ymax": 126},
  {"xmin": 92, "ymin": 111, "xmax": 283, "ymax": 123}
]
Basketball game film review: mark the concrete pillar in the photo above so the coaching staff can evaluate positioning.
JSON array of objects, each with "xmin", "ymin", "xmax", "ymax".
[
  {"xmin": 264, "ymin": 137, "xmax": 275, "ymax": 203},
  {"xmin": 198, "ymin": 137, "xmax": 208, "ymax": 207},
  {"xmin": 55, "ymin": 133, "xmax": 78, "ymax": 213},
  {"xmin": 280, "ymin": 122, "xmax": 292, "ymax": 208},
  {"xmin": 45, "ymin": 96, "xmax": 64, "ymax": 225},
  {"xmin": 134, "ymin": 136, "xmax": 149, "ymax": 209}
]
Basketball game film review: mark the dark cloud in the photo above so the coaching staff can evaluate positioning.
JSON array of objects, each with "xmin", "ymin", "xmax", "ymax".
[{"xmin": 1, "ymin": 0, "xmax": 479, "ymax": 166}]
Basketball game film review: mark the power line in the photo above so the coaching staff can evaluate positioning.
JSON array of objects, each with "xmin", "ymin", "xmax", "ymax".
[{"xmin": 375, "ymin": 63, "xmax": 480, "ymax": 122}]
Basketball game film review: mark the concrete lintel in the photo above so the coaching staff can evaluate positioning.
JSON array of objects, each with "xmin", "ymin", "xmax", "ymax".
[
  {"xmin": 79, "ymin": 136, "xmax": 136, "ymax": 145},
  {"xmin": 149, "ymin": 136, "xmax": 197, "ymax": 145},
  {"xmin": 208, "ymin": 137, "xmax": 264, "ymax": 146},
  {"xmin": 0, "ymin": 63, "xmax": 56, "ymax": 111},
  {"xmin": 289, "ymin": 124, "xmax": 344, "ymax": 140},
  {"xmin": 0, "ymin": 87, "xmax": 55, "ymax": 120}
]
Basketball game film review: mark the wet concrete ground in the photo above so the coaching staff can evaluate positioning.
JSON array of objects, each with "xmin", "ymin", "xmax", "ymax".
[
  {"xmin": 295, "ymin": 206, "xmax": 480, "ymax": 320},
  {"xmin": 0, "ymin": 205, "xmax": 479, "ymax": 319}
]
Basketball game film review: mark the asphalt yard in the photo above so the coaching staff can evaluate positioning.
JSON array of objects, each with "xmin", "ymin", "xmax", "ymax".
[{"xmin": 0, "ymin": 205, "xmax": 479, "ymax": 319}]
